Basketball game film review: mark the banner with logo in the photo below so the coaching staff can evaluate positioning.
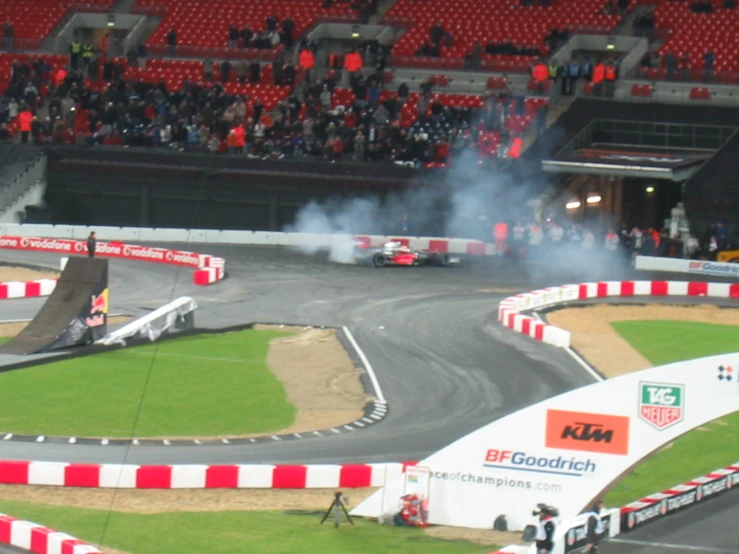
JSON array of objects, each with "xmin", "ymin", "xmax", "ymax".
[
  {"xmin": 352, "ymin": 354, "xmax": 739, "ymax": 530},
  {"xmin": 622, "ymin": 469, "xmax": 739, "ymax": 532},
  {"xmin": 0, "ymin": 236, "xmax": 207, "ymax": 268},
  {"xmin": 635, "ymin": 256, "xmax": 739, "ymax": 279}
]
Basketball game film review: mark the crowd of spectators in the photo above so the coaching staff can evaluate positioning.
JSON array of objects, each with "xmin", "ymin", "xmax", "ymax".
[{"xmin": 0, "ymin": 52, "xmax": 543, "ymax": 167}]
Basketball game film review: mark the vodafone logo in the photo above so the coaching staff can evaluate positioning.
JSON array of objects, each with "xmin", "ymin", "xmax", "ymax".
[
  {"xmin": 165, "ymin": 251, "xmax": 174, "ymax": 262},
  {"xmin": 0, "ymin": 236, "xmax": 19, "ymax": 248}
]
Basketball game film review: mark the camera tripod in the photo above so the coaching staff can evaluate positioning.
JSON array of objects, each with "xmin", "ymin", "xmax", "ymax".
[{"xmin": 320, "ymin": 492, "xmax": 354, "ymax": 529}]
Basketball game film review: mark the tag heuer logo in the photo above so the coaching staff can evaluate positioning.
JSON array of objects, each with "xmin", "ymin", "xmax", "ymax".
[{"xmin": 639, "ymin": 382, "xmax": 685, "ymax": 430}]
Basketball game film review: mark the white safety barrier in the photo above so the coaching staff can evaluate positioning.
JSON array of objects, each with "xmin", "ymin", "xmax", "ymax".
[
  {"xmin": 499, "ymin": 280, "xmax": 739, "ymax": 348},
  {"xmin": 0, "ymin": 224, "xmax": 496, "ymax": 256},
  {"xmin": 97, "ymin": 296, "xmax": 198, "ymax": 346},
  {"xmin": 635, "ymin": 255, "xmax": 739, "ymax": 279}
]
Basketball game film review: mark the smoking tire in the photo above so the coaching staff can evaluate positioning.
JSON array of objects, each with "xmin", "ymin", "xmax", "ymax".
[{"xmin": 372, "ymin": 253, "xmax": 387, "ymax": 268}]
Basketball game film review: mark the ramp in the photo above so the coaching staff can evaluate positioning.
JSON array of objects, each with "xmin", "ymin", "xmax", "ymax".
[{"xmin": 0, "ymin": 257, "xmax": 108, "ymax": 355}]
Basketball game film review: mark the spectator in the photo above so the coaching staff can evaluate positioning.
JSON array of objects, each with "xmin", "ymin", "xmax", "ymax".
[
  {"xmin": 281, "ymin": 17, "xmax": 295, "ymax": 48},
  {"xmin": 220, "ymin": 59, "xmax": 231, "ymax": 83},
  {"xmin": 299, "ymin": 47, "xmax": 315, "ymax": 81},
  {"xmin": 137, "ymin": 43, "xmax": 147, "ymax": 70},
  {"xmin": 167, "ymin": 28, "xmax": 177, "ymax": 56},
  {"xmin": 204, "ymin": 57, "xmax": 214, "ymax": 81},
  {"xmin": 664, "ymin": 51, "xmax": 677, "ymax": 79},
  {"xmin": 236, "ymin": 59, "xmax": 248, "ymax": 84},
  {"xmin": 703, "ymin": 49, "xmax": 715, "ymax": 81},
  {"xmin": 82, "ymin": 41, "xmax": 93, "ymax": 72},
  {"xmin": 266, "ymin": 15, "xmax": 279, "ymax": 32},
  {"xmin": 70, "ymin": 38, "xmax": 82, "ymax": 70},
  {"xmin": 398, "ymin": 82, "xmax": 409, "ymax": 103},
  {"xmin": 241, "ymin": 26, "xmax": 253, "ymax": 47},
  {"xmin": 471, "ymin": 40, "xmax": 483, "ymax": 71},
  {"xmin": 4, "ymin": 20, "xmax": 13, "ymax": 52},
  {"xmin": 249, "ymin": 60, "xmax": 261, "ymax": 83},
  {"xmin": 708, "ymin": 236, "xmax": 719, "ymax": 260},
  {"xmin": 429, "ymin": 22, "xmax": 444, "ymax": 47},
  {"xmin": 228, "ymin": 25, "xmax": 239, "ymax": 48},
  {"xmin": 272, "ymin": 55, "xmax": 284, "ymax": 85},
  {"xmin": 18, "ymin": 105, "xmax": 33, "ymax": 143}
]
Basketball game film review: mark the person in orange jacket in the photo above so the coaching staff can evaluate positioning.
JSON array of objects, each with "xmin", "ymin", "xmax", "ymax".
[
  {"xmin": 18, "ymin": 106, "xmax": 33, "ymax": 143},
  {"xmin": 344, "ymin": 49, "xmax": 363, "ymax": 84}
]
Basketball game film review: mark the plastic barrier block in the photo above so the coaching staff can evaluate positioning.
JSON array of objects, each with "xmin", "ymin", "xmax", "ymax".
[
  {"xmin": 428, "ymin": 239, "xmax": 449, "ymax": 253},
  {"xmin": 339, "ymin": 465, "xmax": 373, "ymax": 488},
  {"xmin": 205, "ymin": 465, "xmax": 239, "ymax": 489},
  {"xmin": 272, "ymin": 465, "xmax": 308, "ymax": 488},
  {"xmin": 30, "ymin": 526, "xmax": 53, "ymax": 554},
  {"xmin": 305, "ymin": 465, "xmax": 342, "ymax": 488},
  {"xmin": 650, "ymin": 281, "xmax": 668, "ymax": 295},
  {"xmin": 10, "ymin": 520, "xmax": 37, "ymax": 550},
  {"xmin": 730, "ymin": 284, "xmax": 739, "ymax": 298},
  {"xmin": 0, "ymin": 284, "xmax": 8, "ymax": 299},
  {"xmin": 25, "ymin": 281, "xmax": 41, "ymax": 297},
  {"xmin": 64, "ymin": 464, "xmax": 101, "ymax": 488},
  {"xmin": 136, "ymin": 465, "xmax": 172, "ymax": 488},
  {"xmin": 61, "ymin": 539, "xmax": 88, "ymax": 554},
  {"xmin": 617, "ymin": 281, "xmax": 634, "ymax": 296},
  {"xmin": 687, "ymin": 282, "xmax": 708, "ymax": 296},
  {"xmin": 0, "ymin": 516, "xmax": 12, "ymax": 544},
  {"xmin": 466, "ymin": 242, "xmax": 486, "ymax": 256},
  {"xmin": 0, "ymin": 460, "xmax": 30, "ymax": 484}
]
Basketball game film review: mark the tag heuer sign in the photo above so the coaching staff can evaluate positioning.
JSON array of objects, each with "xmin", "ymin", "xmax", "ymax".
[{"xmin": 639, "ymin": 382, "xmax": 685, "ymax": 430}]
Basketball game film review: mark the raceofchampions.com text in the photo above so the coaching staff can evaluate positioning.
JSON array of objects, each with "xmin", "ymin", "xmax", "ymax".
[{"xmin": 432, "ymin": 471, "xmax": 561, "ymax": 492}]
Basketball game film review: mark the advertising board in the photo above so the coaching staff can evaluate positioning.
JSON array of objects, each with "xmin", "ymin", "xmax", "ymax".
[
  {"xmin": 634, "ymin": 256, "xmax": 739, "ymax": 279},
  {"xmin": 352, "ymin": 354, "xmax": 739, "ymax": 531}
]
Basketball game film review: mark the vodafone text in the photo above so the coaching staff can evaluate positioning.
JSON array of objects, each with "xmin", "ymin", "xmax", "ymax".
[
  {"xmin": 433, "ymin": 471, "xmax": 561, "ymax": 492},
  {"xmin": 484, "ymin": 449, "xmax": 597, "ymax": 477}
]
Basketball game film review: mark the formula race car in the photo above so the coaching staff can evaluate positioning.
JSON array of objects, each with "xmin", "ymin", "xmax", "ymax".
[{"xmin": 354, "ymin": 241, "xmax": 460, "ymax": 268}]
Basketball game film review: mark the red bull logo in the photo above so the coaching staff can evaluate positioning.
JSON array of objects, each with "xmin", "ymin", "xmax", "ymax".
[{"xmin": 86, "ymin": 288, "xmax": 109, "ymax": 327}]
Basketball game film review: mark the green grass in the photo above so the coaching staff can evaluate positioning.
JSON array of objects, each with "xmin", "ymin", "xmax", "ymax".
[
  {"xmin": 0, "ymin": 330, "xmax": 297, "ymax": 437},
  {"xmin": 0, "ymin": 501, "xmax": 493, "ymax": 554},
  {"xmin": 604, "ymin": 320, "xmax": 739, "ymax": 506}
]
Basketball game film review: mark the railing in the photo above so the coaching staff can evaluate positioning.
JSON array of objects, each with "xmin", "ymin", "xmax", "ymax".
[
  {"xmin": 555, "ymin": 118, "xmax": 736, "ymax": 158},
  {"xmin": 0, "ymin": 153, "xmax": 46, "ymax": 220},
  {"xmin": 630, "ymin": 66, "xmax": 739, "ymax": 85},
  {"xmin": 389, "ymin": 55, "xmax": 532, "ymax": 73},
  {"xmin": 2, "ymin": 38, "xmax": 45, "ymax": 52},
  {"xmin": 147, "ymin": 44, "xmax": 280, "ymax": 61}
]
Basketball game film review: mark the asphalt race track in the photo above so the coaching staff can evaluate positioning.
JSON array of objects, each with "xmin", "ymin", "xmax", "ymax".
[{"xmin": 0, "ymin": 245, "xmax": 737, "ymax": 554}]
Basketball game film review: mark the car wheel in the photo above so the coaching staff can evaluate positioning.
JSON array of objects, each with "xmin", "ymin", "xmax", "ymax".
[
  {"xmin": 437, "ymin": 254, "xmax": 451, "ymax": 267},
  {"xmin": 372, "ymin": 253, "xmax": 387, "ymax": 268}
]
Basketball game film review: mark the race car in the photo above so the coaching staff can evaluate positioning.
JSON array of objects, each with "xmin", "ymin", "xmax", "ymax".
[{"xmin": 353, "ymin": 241, "xmax": 460, "ymax": 268}]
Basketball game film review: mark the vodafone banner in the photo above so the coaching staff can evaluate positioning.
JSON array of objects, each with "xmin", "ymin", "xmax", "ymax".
[
  {"xmin": 352, "ymin": 354, "xmax": 739, "ymax": 531},
  {"xmin": 0, "ymin": 236, "xmax": 225, "ymax": 285}
]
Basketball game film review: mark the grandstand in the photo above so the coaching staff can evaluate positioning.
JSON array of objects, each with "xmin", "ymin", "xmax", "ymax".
[{"xmin": 0, "ymin": 0, "xmax": 739, "ymax": 237}]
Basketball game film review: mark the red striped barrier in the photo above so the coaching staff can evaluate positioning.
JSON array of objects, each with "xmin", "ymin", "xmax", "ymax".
[
  {"xmin": 0, "ymin": 460, "xmax": 416, "ymax": 489},
  {"xmin": 0, "ymin": 513, "xmax": 101, "ymax": 553},
  {"xmin": 499, "ymin": 281, "xmax": 739, "ymax": 348},
  {"xmin": 0, "ymin": 279, "xmax": 57, "ymax": 300}
]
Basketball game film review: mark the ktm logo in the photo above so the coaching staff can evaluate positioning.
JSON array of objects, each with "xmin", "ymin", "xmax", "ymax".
[
  {"xmin": 561, "ymin": 422, "xmax": 614, "ymax": 443},
  {"xmin": 546, "ymin": 409, "xmax": 630, "ymax": 455}
]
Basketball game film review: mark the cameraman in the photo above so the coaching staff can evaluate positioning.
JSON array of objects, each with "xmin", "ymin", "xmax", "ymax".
[
  {"xmin": 585, "ymin": 500, "xmax": 607, "ymax": 553},
  {"xmin": 535, "ymin": 507, "xmax": 556, "ymax": 554}
]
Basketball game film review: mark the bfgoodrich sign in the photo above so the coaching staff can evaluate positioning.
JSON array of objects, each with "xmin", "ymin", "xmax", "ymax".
[{"xmin": 353, "ymin": 354, "xmax": 739, "ymax": 530}]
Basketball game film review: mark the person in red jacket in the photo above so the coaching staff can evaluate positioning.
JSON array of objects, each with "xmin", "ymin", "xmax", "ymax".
[
  {"xmin": 299, "ymin": 47, "xmax": 314, "ymax": 82},
  {"xmin": 344, "ymin": 49, "xmax": 363, "ymax": 85},
  {"xmin": 592, "ymin": 60, "xmax": 606, "ymax": 97},
  {"xmin": 18, "ymin": 106, "xmax": 33, "ymax": 143}
]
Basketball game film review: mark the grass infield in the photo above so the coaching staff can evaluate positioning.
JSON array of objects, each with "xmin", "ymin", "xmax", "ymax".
[
  {"xmin": 0, "ymin": 330, "xmax": 297, "ymax": 438},
  {"xmin": 604, "ymin": 320, "xmax": 739, "ymax": 507},
  {"xmin": 0, "ymin": 501, "xmax": 494, "ymax": 554}
]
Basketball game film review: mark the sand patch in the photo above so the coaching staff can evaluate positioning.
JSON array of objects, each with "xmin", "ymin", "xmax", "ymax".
[
  {"xmin": 547, "ymin": 304, "xmax": 739, "ymax": 378},
  {"xmin": 267, "ymin": 327, "xmax": 370, "ymax": 434},
  {"xmin": 0, "ymin": 266, "xmax": 59, "ymax": 283}
]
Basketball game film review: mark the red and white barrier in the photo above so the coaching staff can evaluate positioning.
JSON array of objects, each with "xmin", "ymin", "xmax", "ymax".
[
  {"xmin": 499, "ymin": 281, "xmax": 739, "ymax": 348},
  {"xmin": 621, "ymin": 461, "xmax": 739, "ymax": 532},
  {"xmin": 0, "ymin": 460, "xmax": 415, "ymax": 489},
  {"xmin": 0, "ymin": 236, "xmax": 226, "ymax": 287},
  {"xmin": 0, "ymin": 279, "xmax": 57, "ymax": 300},
  {"xmin": 193, "ymin": 266, "xmax": 224, "ymax": 285},
  {"xmin": 0, "ymin": 513, "xmax": 102, "ymax": 554}
]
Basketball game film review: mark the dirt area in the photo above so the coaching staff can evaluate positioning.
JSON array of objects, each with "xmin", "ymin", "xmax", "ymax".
[
  {"xmin": 0, "ymin": 316, "xmax": 132, "ymax": 339},
  {"xmin": 0, "ymin": 485, "xmax": 513, "ymax": 547},
  {"xmin": 261, "ymin": 325, "xmax": 370, "ymax": 434},
  {"xmin": 548, "ymin": 304, "xmax": 739, "ymax": 378},
  {"xmin": 0, "ymin": 266, "xmax": 59, "ymax": 282}
]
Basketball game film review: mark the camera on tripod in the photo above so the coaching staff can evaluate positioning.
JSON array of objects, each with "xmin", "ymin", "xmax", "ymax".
[
  {"xmin": 532, "ymin": 503, "xmax": 559, "ymax": 518},
  {"xmin": 320, "ymin": 490, "xmax": 354, "ymax": 529}
]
